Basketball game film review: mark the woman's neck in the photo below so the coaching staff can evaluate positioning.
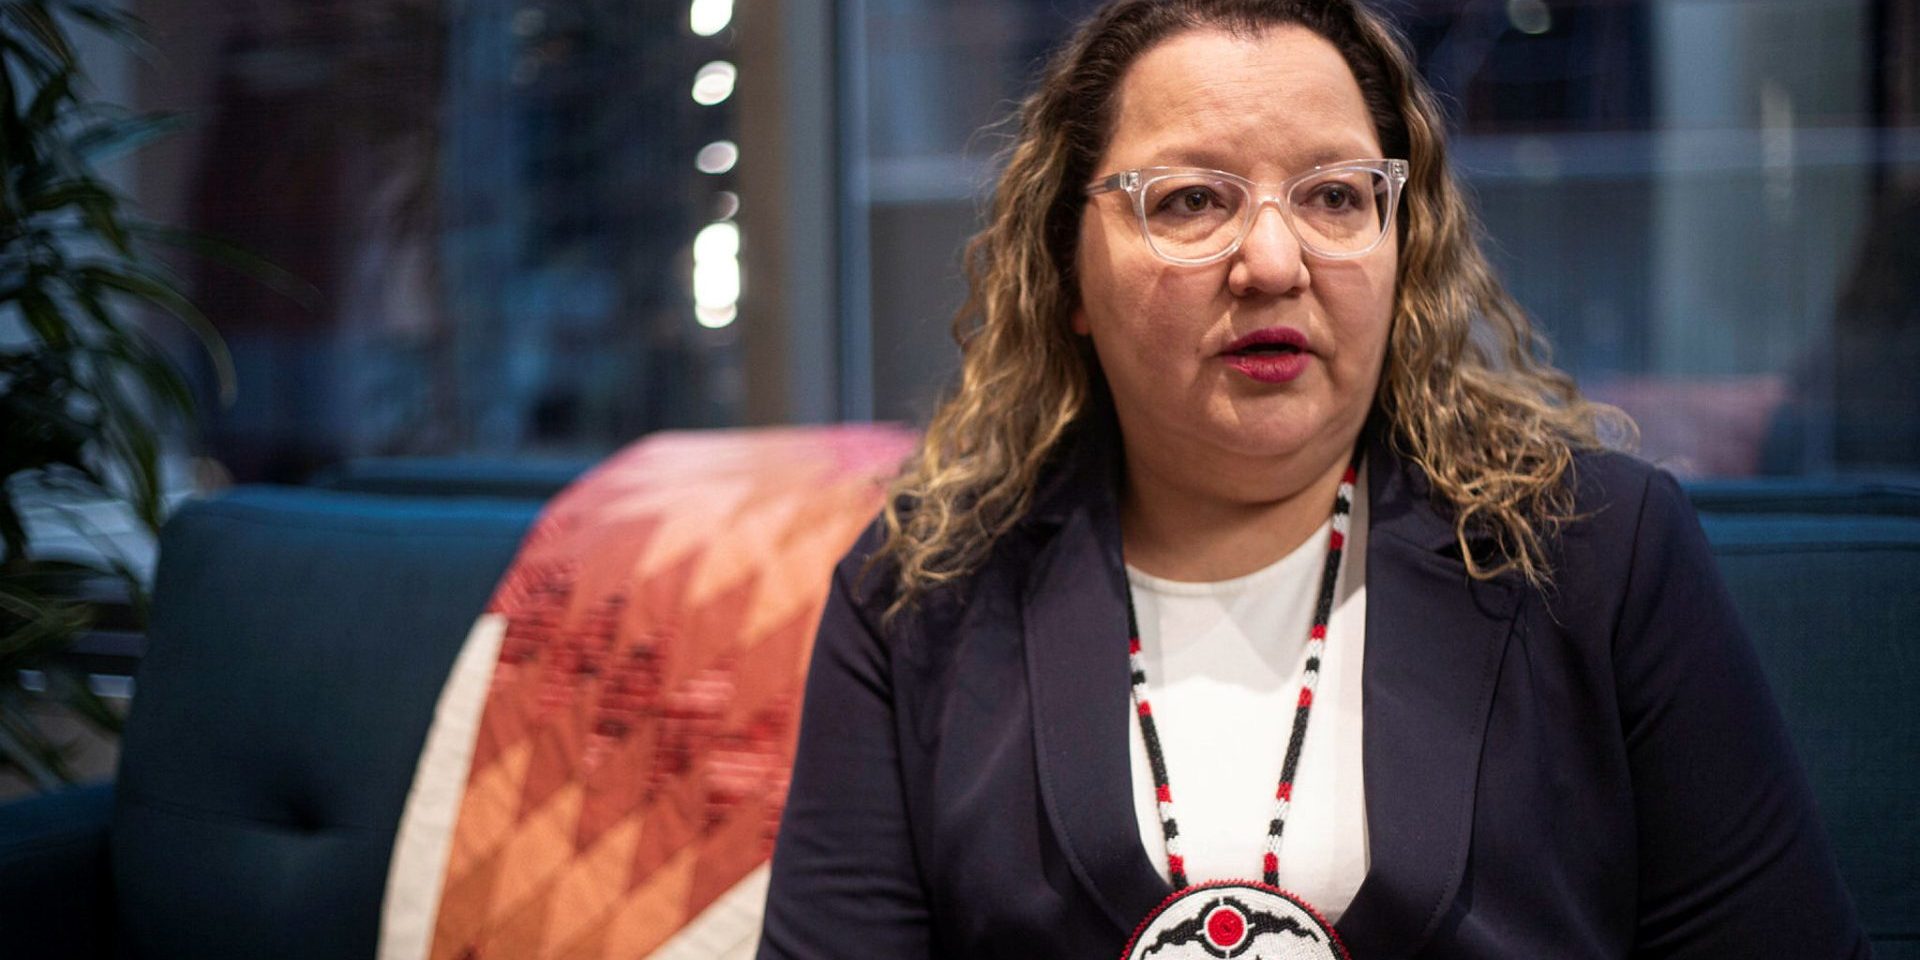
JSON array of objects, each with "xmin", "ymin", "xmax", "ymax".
[{"xmin": 1119, "ymin": 444, "xmax": 1353, "ymax": 583}]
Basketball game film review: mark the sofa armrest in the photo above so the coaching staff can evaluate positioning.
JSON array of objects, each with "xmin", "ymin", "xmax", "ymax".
[{"xmin": 0, "ymin": 781, "xmax": 116, "ymax": 958}]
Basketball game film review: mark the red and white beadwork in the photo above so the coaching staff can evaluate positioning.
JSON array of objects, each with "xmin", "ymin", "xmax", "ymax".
[
  {"xmin": 1122, "ymin": 881, "xmax": 1349, "ymax": 960},
  {"xmin": 1124, "ymin": 454, "xmax": 1358, "ymax": 898}
]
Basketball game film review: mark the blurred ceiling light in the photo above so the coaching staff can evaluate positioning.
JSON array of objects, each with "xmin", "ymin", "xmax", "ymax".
[
  {"xmin": 694, "ymin": 221, "xmax": 740, "ymax": 262},
  {"xmin": 693, "ymin": 256, "xmax": 741, "ymax": 307},
  {"xmin": 692, "ymin": 61, "xmax": 737, "ymax": 106},
  {"xmin": 693, "ymin": 221, "xmax": 742, "ymax": 329},
  {"xmin": 1506, "ymin": 0, "xmax": 1552, "ymax": 35},
  {"xmin": 696, "ymin": 140, "xmax": 739, "ymax": 175},
  {"xmin": 690, "ymin": 0, "xmax": 733, "ymax": 37},
  {"xmin": 696, "ymin": 303, "xmax": 739, "ymax": 329},
  {"xmin": 714, "ymin": 191, "xmax": 740, "ymax": 221}
]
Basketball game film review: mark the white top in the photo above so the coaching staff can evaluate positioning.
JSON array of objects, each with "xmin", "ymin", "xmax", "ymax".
[{"xmin": 1125, "ymin": 473, "xmax": 1370, "ymax": 922}]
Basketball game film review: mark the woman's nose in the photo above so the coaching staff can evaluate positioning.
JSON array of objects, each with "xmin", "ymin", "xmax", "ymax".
[{"xmin": 1228, "ymin": 200, "xmax": 1311, "ymax": 297}]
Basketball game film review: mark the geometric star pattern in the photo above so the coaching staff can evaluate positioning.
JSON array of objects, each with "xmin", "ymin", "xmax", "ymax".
[{"xmin": 428, "ymin": 425, "xmax": 917, "ymax": 960}]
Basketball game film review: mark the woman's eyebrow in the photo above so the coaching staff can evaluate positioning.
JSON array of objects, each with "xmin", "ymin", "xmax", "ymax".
[{"xmin": 1143, "ymin": 144, "xmax": 1378, "ymax": 173}]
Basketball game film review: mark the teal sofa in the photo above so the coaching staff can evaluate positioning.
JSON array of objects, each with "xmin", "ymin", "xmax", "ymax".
[{"xmin": 0, "ymin": 468, "xmax": 1914, "ymax": 958}]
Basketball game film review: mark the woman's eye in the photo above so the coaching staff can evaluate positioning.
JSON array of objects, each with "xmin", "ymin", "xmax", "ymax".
[
  {"xmin": 1305, "ymin": 181, "xmax": 1369, "ymax": 212},
  {"xmin": 1315, "ymin": 185, "xmax": 1355, "ymax": 208},
  {"xmin": 1155, "ymin": 186, "xmax": 1221, "ymax": 215}
]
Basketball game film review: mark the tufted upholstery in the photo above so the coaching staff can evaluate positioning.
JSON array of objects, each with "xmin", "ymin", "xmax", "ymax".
[{"xmin": 108, "ymin": 489, "xmax": 539, "ymax": 959}]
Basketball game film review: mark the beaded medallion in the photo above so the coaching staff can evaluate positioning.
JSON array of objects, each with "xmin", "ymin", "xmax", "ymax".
[{"xmin": 1122, "ymin": 881, "xmax": 1348, "ymax": 960}]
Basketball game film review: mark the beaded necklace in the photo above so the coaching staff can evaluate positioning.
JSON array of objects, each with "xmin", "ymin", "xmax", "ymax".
[{"xmin": 1118, "ymin": 451, "xmax": 1360, "ymax": 960}]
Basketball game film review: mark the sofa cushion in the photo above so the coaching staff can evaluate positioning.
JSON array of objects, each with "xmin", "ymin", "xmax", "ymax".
[
  {"xmin": 1701, "ymin": 512, "xmax": 1920, "ymax": 950},
  {"xmin": 112, "ymin": 489, "xmax": 539, "ymax": 960}
]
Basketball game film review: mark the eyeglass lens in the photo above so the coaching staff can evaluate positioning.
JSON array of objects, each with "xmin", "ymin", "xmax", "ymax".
[{"xmin": 1139, "ymin": 168, "xmax": 1391, "ymax": 261}]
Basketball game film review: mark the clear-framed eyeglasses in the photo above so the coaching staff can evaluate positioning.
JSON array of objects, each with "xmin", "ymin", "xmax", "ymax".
[{"xmin": 1084, "ymin": 158, "xmax": 1410, "ymax": 266}]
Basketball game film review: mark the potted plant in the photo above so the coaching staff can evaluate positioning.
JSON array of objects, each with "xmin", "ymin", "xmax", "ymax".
[{"xmin": 1, "ymin": 0, "xmax": 256, "ymax": 790}]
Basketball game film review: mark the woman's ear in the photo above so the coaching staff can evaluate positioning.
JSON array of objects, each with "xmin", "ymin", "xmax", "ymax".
[{"xmin": 1071, "ymin": 306, "xmax": 1091, "ymax": 336}]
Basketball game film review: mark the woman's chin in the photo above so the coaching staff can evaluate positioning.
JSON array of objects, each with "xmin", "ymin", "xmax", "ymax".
[{"xmin": 1201, "ymin": 400, "xmax": 1364, "ymax": 463}]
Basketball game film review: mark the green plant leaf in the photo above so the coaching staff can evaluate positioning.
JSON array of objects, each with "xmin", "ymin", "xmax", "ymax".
[
  {"xmin": 0, "ymin": 697, "xmax": 72, "ymax": 789},
  {"xmin": 1, "ymin": 0, "xmax": 223, "ymax": 794},
  {"xmin": 41, "ymin": 0, "xmax": 144, "ymax": 47},
  {"xmin": 22, "ymin": 177, "xmax": 114, "ymax": 214},
  {"xmin": 65, "ymin": 270, "xmax": 125, "ymax": 336},
  {"xmin": 94, "ymin": 376, "xmax": 164, "ymax": 532},
  {"xmin": 77, "ymin": 263, "xmax": 236, "ymax": 404},
  {"xmin": 68, "ymin": 111, "xmax": 183, "ymax": 166},
  {"xmin": 92, "ymin": 332, "xmax": 195, "ymax": 418},
  {"xmin": 0, "ymin": 4, "xmax": 76, "ymax": 72},
  {"xmin": 124, "ymin": 221, "xmax": 323, "ymax": 312},
  {"xmin": 24, "ymin": 62, "xmax": 75, "ymax": 129},
  {"xmin": 0, "ymin": 351, "xmax": 108, "ymax": 511},
  {"xmin": 0, "ymin": 572, "xmax": 92, "ymax": 663},
  {"xmin": 78, "ymin": 193, "xmax": 131, "ymax": 256},
  {"xmin": 17, "ymin": 284, "xmax": 71, "ymax": 346},
  {"xmin": 0, "ymin": 37, "xmax": 32, "ymax": 170}
]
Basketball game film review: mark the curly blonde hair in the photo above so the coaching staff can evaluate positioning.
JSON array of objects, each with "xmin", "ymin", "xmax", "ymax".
[{"xmin": 878, "ymin": 0, "xmax": 1631, "ymax": 608}]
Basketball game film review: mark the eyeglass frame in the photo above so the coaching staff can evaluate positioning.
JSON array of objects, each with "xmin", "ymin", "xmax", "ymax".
[{"xmin": 1083, "ymin": 158, "xmax": 1410, "ymax": 266}]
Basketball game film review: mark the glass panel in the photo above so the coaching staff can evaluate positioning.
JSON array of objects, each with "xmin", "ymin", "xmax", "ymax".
[
  {"xmin": 130, "ymin": 0, "xmax": 744, "ymax": 481},
  {"xmin": 859, "ymin": 0, "xmax": 1106, "ymax": 422},
  {"xmin": 844, "ymin": 0, "xmax": 1920, "ymax": 477}
]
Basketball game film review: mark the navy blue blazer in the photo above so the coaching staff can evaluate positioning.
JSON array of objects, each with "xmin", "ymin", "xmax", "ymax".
[{"xmin": 758, "ymin": 428, "xmax": 1869, "ymax": 959}]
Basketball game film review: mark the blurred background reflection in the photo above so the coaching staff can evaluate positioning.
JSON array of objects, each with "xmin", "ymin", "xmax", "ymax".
[{"xmin": 72, "ymin": 0, "xmax": 1909, "ymax": 481}]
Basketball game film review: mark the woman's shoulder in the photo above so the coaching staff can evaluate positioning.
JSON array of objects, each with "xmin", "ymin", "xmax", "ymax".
[
  {"xmin": 827, "ymin": 515, "xmax": 905, "ymax": 620},
  {"xmin": 1567, "ymin": 445, "xmax": 1675, "ymax": 509},
  {"xmin": 832, "ymin": 433, "xmax": 1109, "ymax": 632},
  {"xmin": 826, "ymin": 507, "xmax": 996, "ymax": 638},
  {"xmin": 1564, "ymin": 446, "xmax": 1692, "ymax": 530},
  {"xmin": 1552, "ymin": 446, "xmax": 1707, "ymax": 584}
]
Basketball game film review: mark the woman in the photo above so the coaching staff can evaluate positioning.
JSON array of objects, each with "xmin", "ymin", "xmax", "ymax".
[{"xmin": 758, "ymin": 0, "xmax": 1868, "ymax": 957}]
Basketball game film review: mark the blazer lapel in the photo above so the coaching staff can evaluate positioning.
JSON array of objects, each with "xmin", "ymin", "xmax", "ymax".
[
  {"xmin": 1021, "ymin": 448, "xmax": 1174, "ymax": 935},
  {"xmin": 1334, "ymin": 437, "xmax": 1523, "ymax": 958}
]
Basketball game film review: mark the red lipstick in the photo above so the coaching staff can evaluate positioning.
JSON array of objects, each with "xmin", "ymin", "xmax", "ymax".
[{"xmin": 1219, "ymin": 327, "xmax": 1310, "ymax": 383}]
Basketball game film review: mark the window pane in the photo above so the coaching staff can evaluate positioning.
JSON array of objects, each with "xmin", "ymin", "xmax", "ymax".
[
  {"xmin": 134, "ymin": 0, "xmax": 744, "ymax": 481},
  {"xmin": 844, "ymin": 0, "xmax": 1920, "ymax": 477}
]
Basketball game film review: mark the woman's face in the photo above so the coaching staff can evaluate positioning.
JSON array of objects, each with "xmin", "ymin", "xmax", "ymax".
[{"xmin": 1074, "ymin": 25, "xmax": 1398, "ymax": 488}]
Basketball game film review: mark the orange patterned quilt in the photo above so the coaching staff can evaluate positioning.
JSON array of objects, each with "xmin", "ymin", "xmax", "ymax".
[{"xmin": 427, "ymin": 426, "xmax": 916, "ymax": 959}]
